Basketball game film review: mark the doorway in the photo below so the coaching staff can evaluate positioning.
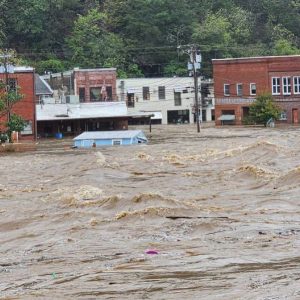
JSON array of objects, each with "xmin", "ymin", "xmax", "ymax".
[{"xmin": 292, "ymin": 109, "xmax": 298, "ymax": 124}]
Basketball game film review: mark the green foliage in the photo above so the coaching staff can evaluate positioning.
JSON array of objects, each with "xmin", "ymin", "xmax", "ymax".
[
  {"xmin": 66, "ymin": 9, "xmax": 125, "ymax": 68},
  {"xmin": 1, "ymin": 0, "xmax": 300, "ymax": 76},
  {"xmin": 6, "ymin": 114, "xmax": 26, "ymax": 134},
  {"xmin": 249, "ymin": 93, "xmax": 281, "ymax": 126},
  {"xmin": 164, "ymin": 61, "xmax": 188, "ymax": 77},
  {"xmin": 35, "ymin": 59, "xmax": 65, "ymax": 74}
]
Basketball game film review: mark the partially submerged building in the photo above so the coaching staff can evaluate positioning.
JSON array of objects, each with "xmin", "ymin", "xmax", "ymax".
[
  {"xmin": 38, "ymin": 68, "xmax": 151, "ymax": 137},
  {"xmin": 116, "ymin": 77, "xmax": 214, "ymax": 125},
  {"xmin": 73, "ymin": 130, "xmax": 148, "ymax": 148},
  {"xmin": 0, "ymin": 66, "xmax": 36, "ymax": 140},
  {"xmin": 213, "ymin": 55, "xmax": 300, "ymax": 125}
]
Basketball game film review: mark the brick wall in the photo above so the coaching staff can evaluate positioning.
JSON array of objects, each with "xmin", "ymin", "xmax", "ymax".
[
  {"xmin": 213, "ymin": 56, "xmax": 300, "ymax": 125},
  {"xmin": 75, "ymin": 69, "xmax": 117, "ymax": 102},
  {"xmin": 0, "ymin": 71, "xmax": 35, "ymax": 140}
]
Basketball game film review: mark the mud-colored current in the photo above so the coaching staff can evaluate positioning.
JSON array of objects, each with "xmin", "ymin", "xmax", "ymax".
[{"xmin": 1, "ymin": 125, "xmax": 300, "ymax": 299}]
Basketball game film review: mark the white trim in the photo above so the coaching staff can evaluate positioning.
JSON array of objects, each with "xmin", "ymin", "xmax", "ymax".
[
  {"xmin": 272, "ymin": 77, "xmax": 281, "ymax": 95},
  {"xmin": 282, "ymin": 76, "xmax": 291, "ymax": 95},
  {"xmin": 224, "ymin": 84, "xmax": 230, "ymax": 96},
  {"xmin": 293, "ymin": 76, "xmax": 300, "ymax": 95},
  {"xmin": 236, "ymin": 83, "xmax": 243, "ymax": 96},
  {"xmin": 112, "ymin": 139, "xmax": 122, "ymax": 145},
  {"xmin": 250, "ymin": 83, "xmax": 256, "ymax": 96}
]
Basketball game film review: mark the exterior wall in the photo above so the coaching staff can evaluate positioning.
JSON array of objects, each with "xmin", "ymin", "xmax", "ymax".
[
  {"xmin": 116, "ymin": 77, "xmax": 214, "ymax": 125},
  {"xmin": 75, "ymin": 137, "xmax": 132, "ymax": 148},
  {"xmin": 0, "ymin": 71, "xmax": 36, "ymax": 140},
  {"xmin": 74, "ymin": 69, "xmax": 117, "ymax": 102},
  {"xmin": 42, "ymin": 68, "xmax": 117, "ymax": 103},
  {"xmin": 213, "ymin": 55, "xmax": 300, "ymax": 125}
]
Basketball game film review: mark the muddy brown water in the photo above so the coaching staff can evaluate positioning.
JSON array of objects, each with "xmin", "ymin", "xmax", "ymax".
[{"xmin": 1, "ymin": 124, "xmax": 300, "ymax": 299}]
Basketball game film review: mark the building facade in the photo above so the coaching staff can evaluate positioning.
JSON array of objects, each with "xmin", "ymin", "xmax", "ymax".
[
  {"xmin": 42, "ymin": 68, "xmax": 117, "ymax": 104},
  {"xmin": 116, "ymin": 77, "xmax": 214, "ymax": 125},
  {"xmin": 0, "ymin": 67, "xmax": 36, "ymax": 140},
  {"xmin": 213, "ymin": 55, "xmax": 300, "ymax": 125}
]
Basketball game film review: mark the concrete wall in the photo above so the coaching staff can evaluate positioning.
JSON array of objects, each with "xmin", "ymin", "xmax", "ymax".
[{"xmin": 116, "ymin": 77, "xmax": 214, "ymax": 125}]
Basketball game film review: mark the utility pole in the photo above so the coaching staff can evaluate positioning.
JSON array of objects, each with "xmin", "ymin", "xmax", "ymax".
[
  {"xmin": 191, "ymin": 46, "xmax": 200, "ymax": 132},
  {"xmin": 178, "ymin": 44, "xmax": 201, "ymax": 132},
  {"xmin": 187, "ymin": 45, "xmax": 201, "ymax": 132}
]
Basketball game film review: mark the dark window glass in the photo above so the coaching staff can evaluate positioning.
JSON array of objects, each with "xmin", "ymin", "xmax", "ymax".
[
  {"xmin": 174, "ymin": 92, "xmax": 181, "ymax": 106},
  {"xmin": 79, "ymin": 87, "xmax": 85, "ymax": 102},
  {"xmin": 90, "ymin": 87, "xmax": 101, "ymax": 101},
  {"xmin": 143, "ymin": 87, "xmax": 150, "ymax": 100},
  {"xmin": 158, "ymin": 86, "xmax": 165, "ymax": 100}
]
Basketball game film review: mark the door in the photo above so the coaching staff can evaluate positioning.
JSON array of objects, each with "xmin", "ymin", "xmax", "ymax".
[{"xmin": 292, "ymin": 109, "xmax": 298, "ymax": 124}]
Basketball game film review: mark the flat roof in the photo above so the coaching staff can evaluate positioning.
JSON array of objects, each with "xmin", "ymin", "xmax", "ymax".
[
  {"xmin": 74, "ymin": 130, "xmax": 145, "ymax": 140},
  {"xmin": 212, "ymin": 55, "xmax": 300, "ymax": 64},
  {"xmin": 42, "ymin": 67, "xmax": 116, "ymax": 79}
]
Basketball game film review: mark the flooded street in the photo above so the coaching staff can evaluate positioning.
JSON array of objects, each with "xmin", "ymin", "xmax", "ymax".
[{"xmin": 1, "ymin": 124, "xmax": 300, "ymax": 299}]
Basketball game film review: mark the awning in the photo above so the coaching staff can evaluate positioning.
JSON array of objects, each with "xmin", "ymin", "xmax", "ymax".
[
  {"xmin": 218, "ymin": 115, "xmax": 235, "ymax": 121},
  {"xmin": 151, "ymin": 112, "xmax": 162, "ymax": 120}
]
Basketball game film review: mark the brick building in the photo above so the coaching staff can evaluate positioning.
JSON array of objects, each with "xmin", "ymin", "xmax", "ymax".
[
  {"xmin": 42, "ymin": 68, "xmax": 117, "ymax": 103},
  {"xmin": 213, "ymin": 55, "xmax": 300, "ymax": 125},
  {"xmin": 0, "ymin": 67, "xmax": 36, "ymax": 140}
]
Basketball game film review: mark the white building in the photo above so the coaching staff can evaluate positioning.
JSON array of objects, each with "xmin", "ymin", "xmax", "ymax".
[{"xmin": 116, "ymin": 77, "xmax": 214, "ymax": 125}]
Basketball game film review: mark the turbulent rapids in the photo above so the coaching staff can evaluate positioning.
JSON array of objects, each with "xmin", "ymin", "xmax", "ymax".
[{"xmin": 1, "ymin": 125, "xmax": 300, "ymax": 299}]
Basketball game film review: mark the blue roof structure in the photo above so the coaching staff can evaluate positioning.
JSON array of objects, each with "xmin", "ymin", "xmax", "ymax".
[{"xmin": 73, "ymin": 130, "xmax": 148, "ymax": 148}]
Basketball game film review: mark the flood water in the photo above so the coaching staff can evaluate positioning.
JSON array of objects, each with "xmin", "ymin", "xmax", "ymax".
[{"xmin": 1, "ymin": 124, "xmax": 300, "ymax": 299}]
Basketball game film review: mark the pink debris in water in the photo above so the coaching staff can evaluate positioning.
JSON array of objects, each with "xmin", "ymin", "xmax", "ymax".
[{"xmin": 145, "ymin": 249, "xmax": 159, "ymax": 255}]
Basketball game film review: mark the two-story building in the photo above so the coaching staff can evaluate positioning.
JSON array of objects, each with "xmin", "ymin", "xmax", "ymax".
[
  {"xmin": 213, "ymin": 55, "xmax": 300, "ymax": 125},
  {"xmin": 0, "ymin": 66, "xmax": 36, "ymax": 140},
  {"xmin": 116, "ymin": 77, "xmax": 214, "ymax": 125},
  {"xmin": 38, "ymin": 68, "xmax": 152, "ymax": 137}
]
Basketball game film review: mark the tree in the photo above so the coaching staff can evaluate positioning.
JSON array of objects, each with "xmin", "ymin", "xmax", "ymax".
[
  {"xmin": 5, "ymin": 114, "xmax": 26, "ymax": 142},
  {"xmin": 0, "ymin": 54, "xmax": 26, "ymax": 142},
  {"xmin": 249, "ymin": 93, "xmax": 281, "ymax": 126},
  {"xmin": 66, "ymin": 9, "xmax": 126, "ymax": 69}
]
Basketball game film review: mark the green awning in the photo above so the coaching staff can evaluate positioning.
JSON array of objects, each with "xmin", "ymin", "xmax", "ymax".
[{"xmin": 218, "ymin": 115, "xmax": 235, "ymax": 121}]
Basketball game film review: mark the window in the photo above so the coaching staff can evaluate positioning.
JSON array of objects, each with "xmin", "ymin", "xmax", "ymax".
[
  {"xmin": 282, "ymin": 77, "xmax": 291, "ymax": 95},
  {"xmin": 127, "ymin": 93, "xmax": 135, "ymax": 107},
  {"xmin": 143, "ymin": 87, "xmax": 150, "ymax": 100},
  {"xmin": 106, "ymin": 86, "xmax": 113, "ymax": 100},
  {"xmin": 174, "ymin": 92, "xmax": 181, "ymax": 106},
  {"xmin": 250, "ymin": 83, "xmax": 256, "ymax": 95},
  {"xmin": 8, "ymin": 78, "xmax": 17, "ymax": 92},
  {"xmin": 21, "ymin": 121, "xmax": 33, "ymax": 135},
  {"xmin": 272, "ymin": 77, "xmax": 281, "ymax": 95},
  {"xmin": 279, "ymin": 111, "xmax": 287, "ymax": 120},
  {"xmin": 90, "ymin": 87, "xmax": 101, "ymax": 101},
  {"xmin": 158, "ymin": 86, "xmax": 165, "ymax": 100},
  {"xmin": 294, "ymin": 77, "xmax": 300, "ymax": 94},
  {"xmin": 79, "ymin": 87, "xmax": 85, "ymax": 102},
  {"xmin": 236, "ymin": 84, "xmax": 243, "ymax": 96},
  {"xmin": 112, "ymin": 139, "xmax": 122, "ymax": 146},
  {"xmin": 224, "ymin": 84, "xmax": 230, "ymax": 96}
]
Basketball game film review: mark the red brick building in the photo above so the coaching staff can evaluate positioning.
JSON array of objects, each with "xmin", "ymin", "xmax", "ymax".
[
  {"xmin": 0, "ymin": 67, "xmax": 36, "ymax": 140},
  {"xmin": 42, "ymin": 68, "xmax": 117, "ymax": 103},
  {"xmin": 213, "ymin": 55, "xmax": 300, "ymax": 125}
]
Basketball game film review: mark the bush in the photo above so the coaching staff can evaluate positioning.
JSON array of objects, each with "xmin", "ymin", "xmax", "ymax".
[{"xmin": 0, "ymin": 133, "xmax": 8, "ymax": 143}]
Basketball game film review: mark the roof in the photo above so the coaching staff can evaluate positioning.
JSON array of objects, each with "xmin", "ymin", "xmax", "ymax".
[
  {"xmin": 42, "ymin": 67, "xmax": 116, "ymax": 79},
  {"xmin": 218, "ymin": 115, "xmax": 236, "ymax": 121},
  {"xmin": 37, "ymin": 101, "xmax": 128, "ymax": 121},
  {"xmin": 212, "ymin": 55, "xmax": 300, "ymax": 64},
  {"xmin": 74, "ymin": 130, "xmax": 146, "ymax": 141},
  {"xmin": 36, "ymin": 101, "xmax": 153, "ymax": 121},
  {"xmin": 0, "ymin": 66, "xmax": 34, "ymax": 73},
  {"xmin": 35, "ymin": 75, "xmax": 53, "ymax": 95}
]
